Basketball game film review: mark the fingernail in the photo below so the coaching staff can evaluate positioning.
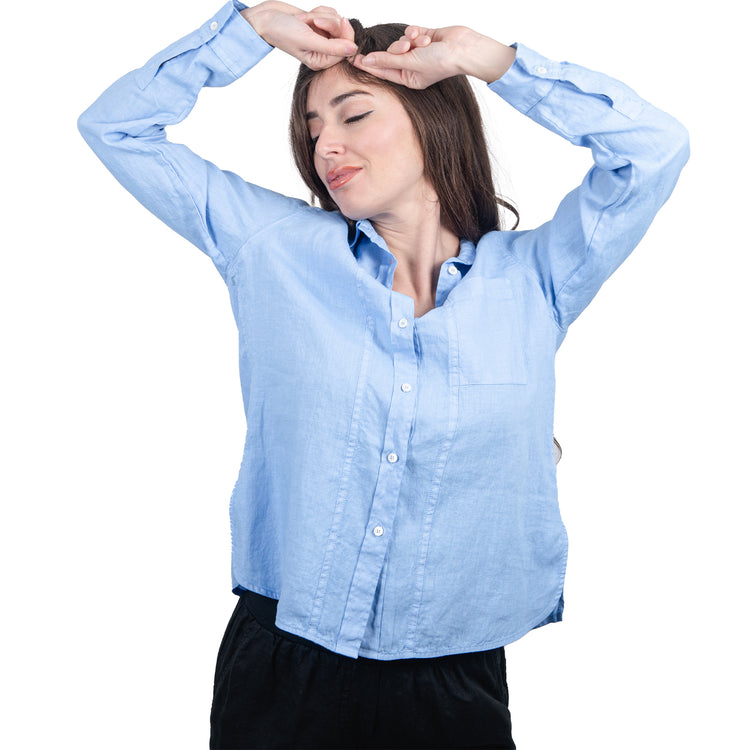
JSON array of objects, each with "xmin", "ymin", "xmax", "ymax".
[
  {"xmin": 362, "ymin": 55, "xmax": 376, "ymax": 66},
  {"xmin": 344, "ymin": 43, "xmax": 358, "ymax": 55}
]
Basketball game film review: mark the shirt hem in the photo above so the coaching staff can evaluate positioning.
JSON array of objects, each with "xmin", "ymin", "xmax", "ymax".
[{"xmin": 273, "ymin": 592, "xmax": 565, "ymax": 661}]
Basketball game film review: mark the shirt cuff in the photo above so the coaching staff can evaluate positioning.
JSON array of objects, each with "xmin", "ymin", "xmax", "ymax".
[
  {"xmin": 488, "ymin": 43, "xmax": 644, "ymax": 120},
  {"xmin": 135, "ymin": 1, "xmax": 273, "ymax": 89},
  {"xmin": 209, "ymin": 1, "xmax": 274, "ymax": 78}
]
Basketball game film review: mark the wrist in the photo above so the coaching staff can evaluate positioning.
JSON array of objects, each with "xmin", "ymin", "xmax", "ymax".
[
  {"xmin": 240, "ymin": 2, "xmax": 277, "ymax": 40},
  {"xmin": 459, "ymin": 31, "xmax": 516, "ymax": 84}
]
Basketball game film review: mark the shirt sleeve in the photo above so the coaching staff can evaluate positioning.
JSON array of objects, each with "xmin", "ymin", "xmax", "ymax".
[
  {"xmin": 77, "ymin": 0, "xmax": 306, "ymax": 279},
  {"xmin": 489, "ymin": 44, "xmax": 690, "ymax": 332}
]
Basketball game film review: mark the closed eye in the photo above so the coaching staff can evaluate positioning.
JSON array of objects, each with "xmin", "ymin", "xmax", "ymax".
[
  {"xmin": 345, "ymin": 110, "xmax": 373, "ymax": 125},
  {"xmin": 310, "ymin": 111, "xmax": 374, "ymax": 147}
]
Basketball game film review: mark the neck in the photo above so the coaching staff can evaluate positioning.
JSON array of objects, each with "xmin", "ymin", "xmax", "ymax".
[{"xmin": 371, "ymin": 200, "xmax": 460, "ymax": 314}]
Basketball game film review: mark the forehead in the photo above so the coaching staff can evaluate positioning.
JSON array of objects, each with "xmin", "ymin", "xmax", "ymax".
[{"xmin": 306, "ymin": 65, "xmax": 388, "ymax": 113}]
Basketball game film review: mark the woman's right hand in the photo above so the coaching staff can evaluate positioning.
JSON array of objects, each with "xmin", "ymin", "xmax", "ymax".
[{"xmin": 240, "ymin": 2, "xmax": 356, "ymax": 70}]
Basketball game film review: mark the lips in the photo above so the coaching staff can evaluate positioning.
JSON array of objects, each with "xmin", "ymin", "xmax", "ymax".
[{"xmin": 326, "ymin": 166, "xmax": 362, "ymax": 191}]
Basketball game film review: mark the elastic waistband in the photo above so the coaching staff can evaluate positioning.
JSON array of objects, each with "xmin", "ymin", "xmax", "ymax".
[{"xmin": 239, "ymin": 589, "xmax": 336, "ymax": 655}]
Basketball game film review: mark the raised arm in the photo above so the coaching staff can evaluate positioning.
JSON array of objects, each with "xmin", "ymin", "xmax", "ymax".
[
  {"xmin": 354, "ymin": 27, "xmax": 690, "ymax": 331},
  {"xmin": 77, "ymin": 1, "xmax": 355, "ymax": 278},
  {"xmin": 352, "ymin": 23, "xmax": 517, "ymax": 87}
]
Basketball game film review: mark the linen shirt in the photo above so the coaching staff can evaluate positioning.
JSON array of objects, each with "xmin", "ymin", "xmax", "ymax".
[{"xmin": 78, "ymin": 0, "xmax": 689, "ymax": 659}]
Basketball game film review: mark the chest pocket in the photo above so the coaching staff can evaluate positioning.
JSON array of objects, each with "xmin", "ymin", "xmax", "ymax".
[{"xmin": 453, "ymin": 277, "xmax": 527, "ymax": 386}]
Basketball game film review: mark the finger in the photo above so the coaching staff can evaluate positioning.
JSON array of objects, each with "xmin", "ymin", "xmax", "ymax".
[
  {"xmin": 404, "ymin": 26, "xmax": 432, "ymax": 40},
  {"xmin": 301, "ymin": 29, "xmax": 357, "ymax": 59},
  {"xmin": 304, "ymin": 52, "xmax": 346, "ymax": 70},
  {"xmin": 386, "ymin": 37, "xmax": 412, "ymax": 55},
  {"xmin": 340, "ymin": 17, "xmax": 356, "ymax": 43},
  {"xmin": 357, "ymin": 50, "xmax": 419, "ymax": 70},
  {"xmin": 351, "ymin": 54, "xmax": 411, "ymax": 84},
  {"xmin": 295, "ymin": 7, "xmax": 342, "ymax": 25},
  {"xmin": 352, "ymin": 63, "xmax": 405, "ymax": 84},
  {"xmin": 312, "ymin": 15, "xmax": 342, "ymax": 31},
  {"xmin": 295, "ymin": 10, "xmax": 335, "ymax": 34},
  {"xmin": 386, "ymin": 34, "xmax": 432, "ymax": 55},
  {"xmin": 312, "ymin": 15, "xmax": 355, "ymax": 42},
  {"xmin": 297, "ymin": 9, "xmax": 355, "ymax": 47},
  {"xmin": 403, "ymin": 26, "xmax": 434, "ymax": 49},
  {"xmin": 298, "ymin": 5, "xmax": 341, "ymax": 17}
]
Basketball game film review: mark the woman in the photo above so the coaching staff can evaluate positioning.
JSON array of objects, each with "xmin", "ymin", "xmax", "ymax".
[{"xmin": 78, "ymin": 1, "xmax": 689, "ymax": 747}]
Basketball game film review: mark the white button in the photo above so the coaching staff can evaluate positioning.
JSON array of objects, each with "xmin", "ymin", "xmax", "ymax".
[
  {"xmin": 387, "ymin": 452, "xmax": 399, "ymax": 463},
  {"xmin": 210, "ymin": 21, "xmax": 218, "ymax": 30},
  {"xmin": 448, "ymin": 265, "xmax": 458, "ymax": 275},
  {"xmin": 373, "ymin": 525, "xmax": 385, "ymax": 537},
  {"xmin": 535, "ymin": 65, "xmax": 547, "ymax": 75},
  {"xmin": 401, "ymin": 383, "xmax": 412, "ymax": 393},
  {"xmin": 398, "ymin": 318, "xmax": 408, "ymax": 328}
]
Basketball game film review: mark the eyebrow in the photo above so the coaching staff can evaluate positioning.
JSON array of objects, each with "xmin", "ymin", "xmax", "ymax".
[{"xmin": 306, "ymin": 90, "xmax": 374, "ymax": 121}]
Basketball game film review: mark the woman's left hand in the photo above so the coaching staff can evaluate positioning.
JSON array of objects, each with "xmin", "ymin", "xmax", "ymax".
[{"xmin": 351, "ymin": 25, "xmax": 516, "ymax": 88}]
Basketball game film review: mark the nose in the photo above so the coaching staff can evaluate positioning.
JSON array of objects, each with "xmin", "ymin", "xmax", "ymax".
[{"xmin": 315, "ymin": 125, "xmax": 345, "ymax": 159}]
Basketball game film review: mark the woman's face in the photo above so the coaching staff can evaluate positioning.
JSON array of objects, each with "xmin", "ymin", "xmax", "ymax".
[{"xmin": 306, "ymin": 65, "xmax": 433, "ymax": 223}]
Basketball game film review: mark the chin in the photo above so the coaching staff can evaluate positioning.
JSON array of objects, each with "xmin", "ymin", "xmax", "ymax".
[{"xmin": 330, "ymin": 200, "xmax": 370, "ymax": 223}]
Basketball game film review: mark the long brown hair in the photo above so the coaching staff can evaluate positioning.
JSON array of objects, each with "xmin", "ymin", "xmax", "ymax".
[{"xmin": 289, "ymin": 20, "xmax": 519, "ymax": 244}]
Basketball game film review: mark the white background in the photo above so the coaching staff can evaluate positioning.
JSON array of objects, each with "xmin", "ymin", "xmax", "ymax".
[{"xmin": 2, "ymin": 0, "xmax": 747, "ymax": 747}]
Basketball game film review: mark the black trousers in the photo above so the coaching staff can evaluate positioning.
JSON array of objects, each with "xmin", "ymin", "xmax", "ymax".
[{"xmin": 210, "ymin": 591, "xmax": 516, "ymax": 749}]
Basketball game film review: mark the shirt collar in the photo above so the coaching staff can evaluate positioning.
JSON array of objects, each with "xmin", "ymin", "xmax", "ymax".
[
  {"xmin": 350, "ymin": 220, "xmax": 395, "ymax": 286},
  {"xmin": 349, "ymin": 219, "xmax": 476, "ymax": 285},
  {"xmin": 455, "ymin": 238, "xmax": 477, "ymax": 267}
]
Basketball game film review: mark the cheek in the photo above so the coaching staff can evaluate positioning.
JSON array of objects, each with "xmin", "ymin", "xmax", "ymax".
[
  {"xmin": 385, "ymin": 143, "xmax": 424, "ymax": 185},
  {"xmin": 378, "ymin": 122, "xmax": 424, "ymax": 177},
  {"xmin": 312, "ymin": 153, "xmax": 333, "ymax": 192},
  {"xmin": 313, "ymin": 154, "xmax": 324, "ymax": 182}
]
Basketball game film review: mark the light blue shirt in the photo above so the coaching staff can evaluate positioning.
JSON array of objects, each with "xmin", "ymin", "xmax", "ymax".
[{"xmin": 78, "ymin": 1, "xmax": 689, "ymax": 659}]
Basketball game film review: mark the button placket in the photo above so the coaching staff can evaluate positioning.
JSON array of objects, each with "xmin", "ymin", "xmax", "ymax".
[{"xmin": 335, "ymin": 299, "xmax": 418, "ymax": 653}]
